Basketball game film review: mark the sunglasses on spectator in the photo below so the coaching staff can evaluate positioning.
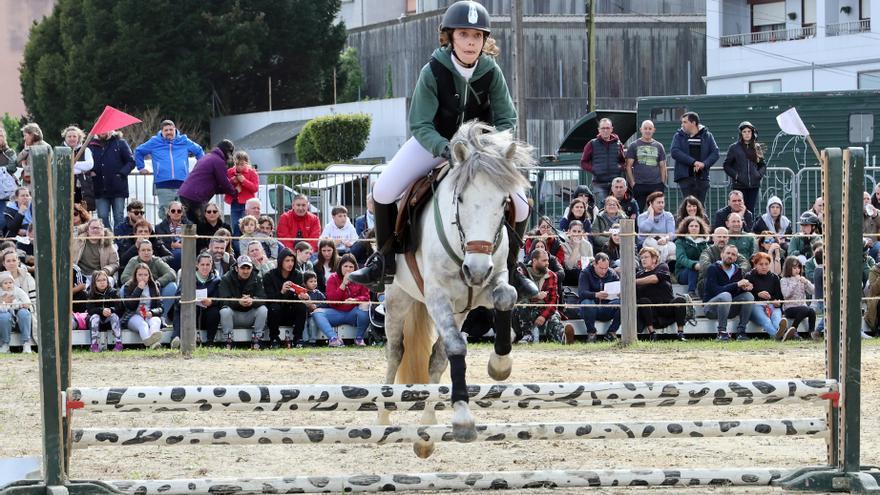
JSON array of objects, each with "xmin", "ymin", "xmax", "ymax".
[
  {"xmin": 206, "ymin": 209, "xmax": 219, "ymax": 214},
  {"xmin": 129, "ymin": 210, "xmax": 144, "ymax": 215},
  {"xmin": 763, "ymin": 238, "xmax": 773, "ymax": 244},
  {"xmin": 170, "ymin": 208, "xmax": 183, "ymax": 213},
  {"xmin": 73, "ymin": 211, "xmax": 81, "ymax": 216}
]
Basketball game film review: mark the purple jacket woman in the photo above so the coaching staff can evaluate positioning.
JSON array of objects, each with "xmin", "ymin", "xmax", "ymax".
[{"xmin": 178, "ymin": 141, "xmax": 237, "ymax": 224}]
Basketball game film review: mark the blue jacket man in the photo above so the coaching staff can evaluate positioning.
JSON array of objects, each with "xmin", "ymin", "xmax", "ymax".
[
  {"xmin": 134, "ymin": 121, "xmax": 205, "ymax": 215},
  {"xmin": 670, "ymin": 112, "xmax": 719, "ymax": 206}
]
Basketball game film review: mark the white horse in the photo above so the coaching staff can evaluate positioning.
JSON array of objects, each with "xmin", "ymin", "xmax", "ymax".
[{"xmin": 376, "ymin": 121, "xmax": 535, "ymax": 458}]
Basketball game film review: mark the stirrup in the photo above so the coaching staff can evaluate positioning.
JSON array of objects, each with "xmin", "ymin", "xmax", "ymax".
[{"xmin": 349, "ymin": 252, "xmax": 393, "ymax": 292}]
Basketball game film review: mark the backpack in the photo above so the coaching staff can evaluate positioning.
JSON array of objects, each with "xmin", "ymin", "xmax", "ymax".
[{"xmin": 0, "ymin": 167, "xmax": 18, "ymax": 201}]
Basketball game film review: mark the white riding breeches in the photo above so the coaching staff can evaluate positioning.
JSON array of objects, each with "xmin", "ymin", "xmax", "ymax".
[{"xmin": 373, "ymin": 137, "xmax": 530, "ymax": 223}]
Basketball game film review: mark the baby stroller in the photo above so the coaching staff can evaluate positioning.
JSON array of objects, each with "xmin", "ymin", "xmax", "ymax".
[{"xmin": 367, "ymin": 300, "xmax": 386, "ymax": 346}]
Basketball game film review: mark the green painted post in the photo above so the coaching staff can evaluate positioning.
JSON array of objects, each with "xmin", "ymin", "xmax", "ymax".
[
  {"xmin": 52, "ymin": 146, "xmax": 73, "ymax": 475},
  {"xmin": 822, "ymin": 148, "xmax": 842, "ymax": 468}
]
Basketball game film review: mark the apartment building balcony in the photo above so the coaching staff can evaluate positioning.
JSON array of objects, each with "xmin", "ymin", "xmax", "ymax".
[
  {"xmin": 720, "ymin": 25, "xmax": 817, "ymax": 46},
  {"xmin": 826, "ymin": 18, "xmax": 871, "ymax": 35}
]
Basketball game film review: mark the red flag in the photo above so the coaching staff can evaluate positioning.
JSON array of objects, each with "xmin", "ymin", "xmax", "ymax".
[{"xmin": 88, "ymin": 106, "xmax": 142, "ymax": 135}]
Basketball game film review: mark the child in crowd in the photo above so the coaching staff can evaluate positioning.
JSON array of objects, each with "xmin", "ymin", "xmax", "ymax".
[
  {"xmin": 780, "ymin": 256, "xmax": 818, "ymax": 340},
  {"xmin": 120, "ymin": 263, "xmax": 164, "ymax": 349},
  {"xmin": 0, "ymin": 271, "xmax": 31, "ymax": 354},
  {"xmin": 303, "ymin": 271, "xmax": 326, "ymax": 346},
  {"xmin": 294, "ymin": 241, "xmax": 314, "ymax": 278},
  {"xmin": 320, "ymin": 206, "xmax": 358, "ymax": 255},
  {"xmin": 237, "ymin": 215, "xmax": 260, "ymax": 254},
  {"xmin": 256, "ymin": 215, "xmax": 282, "ymax": 259},
  {"xmin": 85, "ymin": 269, "xmax": 123, "ymax": 352}
]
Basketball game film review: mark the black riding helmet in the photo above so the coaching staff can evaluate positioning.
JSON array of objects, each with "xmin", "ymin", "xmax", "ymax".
[
  {"xmin": 738, "ymin": 121, "xmax": 758, "ymax": 140},
  {"xmin": 799, "ymin": 211, "xmax": 820, "ymax": 226},
  {"xmin": 441, "ymin": 1, "xmax": 491, "ymax": 34}
]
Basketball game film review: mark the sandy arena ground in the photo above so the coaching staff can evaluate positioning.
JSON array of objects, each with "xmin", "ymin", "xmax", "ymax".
[{"xmin": 0, "ymin": 341, "xmax": 877, "ymax": 494}]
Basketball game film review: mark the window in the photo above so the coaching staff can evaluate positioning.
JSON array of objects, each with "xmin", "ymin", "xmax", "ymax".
[
  {"xmin": 749, "ymin": 80, "xmax": 782, "ymax": 93},
  {"xmin": 849, "ymin": 114, "xmax": 874, "ymax": 144},
  {"xmin": 858, "ymin": 70, "xmax": 880, "ymax": 89},
  {"xmin": 406, "ymin": 0, "xmax": 417, "ymax": 14},
  {"xmin": 751, "ymin": 1, "xmax": 786, "ymax": 31},
  {"xmin": 650, "ymin": 106, "xmax": 688, "ymax": 122},
  {"xmin": 802, "ymin": 0, "xmax": 816, "ymax": 26},
  {"xmin": 862, "ymin": 0, "xmax": 871, "ymax": 19}
]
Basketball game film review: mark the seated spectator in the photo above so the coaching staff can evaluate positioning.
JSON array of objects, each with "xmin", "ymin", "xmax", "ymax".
[
  {"xmin": 225, "ymin": 150, "xmax": 259, "ymax": 236},
  {"xmin": 635, "ymin": 247, "xmax": 688, "ymax": 341},
  {"xmin": 213, "ymin": 227, "xmax": 237, "ymax": 257},
  {"xmin": 302, "ymin": 271, "xmax": 326, "ymax": 345},
  {"xmin": 293, "ymin": 241, "xmax": 314, "ymax": 278},
  {"xmin": 0, "ymin": 271, "xmax": 32, "ymax": 353},
  {"xmin": 752, "ymin": 196, "xmax": 791, "ymax": 252},
  {"xmin": 354, "ymin": 194, "xmax": 375, "ymax": 238},
  {"xmin": 196, "ymin": 202, "xmax": 231, "ymax": 253},
  {"xmin": 314, "ymin": 239, "xmax": 339, "ymax": 294},
  {"xmin": 805, "ymin": 243, "xmax": 823, "ymax": 282},
  {"xmin": 120, "ymin": 239, "xmax": 178, "ymax": 317},
  {"xmin": 726, "ymin": 212, "xmax": 757, "ymax": 262},
  {"xmin": 697, "ymin": 227, "xmax": 750, "ymax": 299},
  {"xmin": 781, "ymin": 256, "xmax": 818, "ymax": 340},
  {"xmin": 864, "ymin": 191, "xmax": 880, "ymax": 261},
  {"xmin": 593, "ymin": 196, "xmax": 627, "ymax": 253},
  {"xmin": 756, "ymin": 231, "xmax": 784, "ymax": 275},
  {"xmin": 72, "ymin": 264, "xmax": 88, "ymax": 315},
  {"xmin": 206, "ymin": 236, "xmax": 235, "ymax": 277},
  {"xmin": 712, "ymin": 190, "xmax": 754, "ymax": 231},
  {"xmin": 85, "ymin": 269, "xmax": 122, "ymax": 352},
  {"xmin": 119, "ymin": 263, "xmax": 164, "ymax": 349},
  {"xmin": 321, "ymin": 206, "xmax": 358, "ymax": 255},
  {"xmin": 15, "ymin": 225, "xmax": 34, "ymax": 275},
  {"xmin": 801, "ymin": 196, "xmax": 824, "ymax": 235},
  {"xmin": 218, "ymin": 255, "xmax": 268, "ymax": 350},
  {"xmin": 675, "ymin": 195, "xmax": 709, "ymax": 226},
  {"xmin": 637, "ymin": 191, "xmax": 676, "ymax": 268},
  {"xmin": 561, "ymin": 220, "xmax": 593, "ymax": 286},
  {"xmin": 236, "ymin": 215, "xmax": 260, "ymax": 254},
  {"xmin": 703, "ymin": 244, "xmax": 754, "ymax": 341},
  {"xmin": 170, "ymin": 252, "xmax": 221, "ymax": 347},
  {"xmin": 577, "ymin": 252, "xmax": 620, "ymax": 342},
  {"xmin": 154, "ymin": 200, "xmax": 190, "ymax": 270},
  {"xmin": 461, "ymin": 306, "xmax": 496, "ymax": 343},
  {"xmin": 264, "ymin": 248, "xmax": 309, "ymax": 348},
  {"xmin": 598, "ymin": 223, "xmax": 637, "ymax": 274},
  {"xmin": 73, "ymin": 203, "xmax": 91, "ymax": 228},
  {"xmin": 74, "ymin": 218, "xmax": 120, "ymax": 283},
  {"xmin": 277, "ymin": 194, "xmax": 321, "ymax": 250},
  {"xmin": 118, "ymin": 219, "xmax": 172, "ymax": 269},
  {"xmin": 349, "ymin": 228, "xmax": 375, "ymax": 266},
  {"xmin": 789, "ymin": 212, "xmax": 821, "ymax": 260},
  {"xmin": 564, "ymin": 185, "xmax": 597, "ymax": 224},
  {"xmin": 255, "ymin": 215, "xmax": 283, "ymax": 259},
  {"xmin": 559, "ymin": 198, "xmax": 593, "ymax": 233},
  {"xmin": 609, "ymin": 177, "xmax": 639, "ymax": 219},
  {"xmin": 246, "ymin": 240, "xmax": 275, "ymax": 277},
  {"xmin": 745, "ymin": 252, "xmax": 789, "ymax": 340},
  {"xmin": 524, "ymin": 216, "xmax": 566, "ymax": 265},
  {"xmin": 312, "ymin": 253, "xmax": 370, "ymax": 347},
  {"xmin": 527, "ymin": 238, "xmax": 565, "ymax": 297},
  {"xmin": 2, "ymin": 249, "xmax": 35, "ymax": 310},
  {"xmin": 3, "ymin": 187, "xmax": 32, "ymax": 239},
  {"xmin": 513, "ymin": 248, "xmax": 569, "ymax": 344},
  {"xmin": 113, "ymin": 200, "xmax": 145, "ymax": 253},
  {"xmin": 674, "ymin": 216, "xmax": 710, "ymax": 297}
]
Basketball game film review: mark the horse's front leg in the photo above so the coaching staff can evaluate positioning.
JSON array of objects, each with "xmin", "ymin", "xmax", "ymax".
[
  {"xmin": 488, "ymin": 275, "xmax": 517, "ymax": 381},
  {"xmin": 424, "ymin": 295, "xmax": 476, "ymax": 443}
]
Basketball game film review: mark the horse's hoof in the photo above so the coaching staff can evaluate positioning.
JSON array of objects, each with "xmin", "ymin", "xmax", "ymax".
[
  {"xmin": 413, "ymin": 440, "xmax": 435, "ymax": 458},
  {"xmin": 487, "ymin": 352, "xmax": 512, "ymax": 381},
  {"xmin": 452, "ymin": 423, "xmax": 478, "ymax": 443}
]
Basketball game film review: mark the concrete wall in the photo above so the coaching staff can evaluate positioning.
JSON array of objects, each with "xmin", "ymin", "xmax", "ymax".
[
  {"xmin": 210, "ymin": 98, "xmax": 409, "ymax": 169},
  {"xmin": 0, "ymin": 0, "xmax": 54, "ymax": 117}
]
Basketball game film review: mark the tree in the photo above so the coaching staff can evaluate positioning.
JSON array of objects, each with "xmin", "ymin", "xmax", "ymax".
[
  {"xmin": 19, "ymin": 0, "xmax": 347, "ymax": 145},
  {"xmin": 1, "ymin": 114, "xmax": 24, "ymax": 151},
  {"xmin": 384, "ymin": 64, "xmax": 394, "ymax": 99},
  {"xmin": 336, "ymin": 47, "xmax": 364, "ymax": 103}
]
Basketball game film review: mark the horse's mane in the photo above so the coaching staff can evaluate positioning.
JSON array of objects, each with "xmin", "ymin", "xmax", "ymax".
[{"xmin": 446, "ymin": 121, "xmax": 534, "ymax": 194}]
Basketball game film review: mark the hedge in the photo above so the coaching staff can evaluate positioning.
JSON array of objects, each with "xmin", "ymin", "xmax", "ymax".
[
  {"xmin": 294, "ymin": 123, "xmax": 323, "ymax": 164},
  {"xmin": 267, "ymin": 163, "xmax": 330, "ymax": 189},
  {"xmin": 305, "ymin": 113, "xmax": 371, "ymax": 163}
]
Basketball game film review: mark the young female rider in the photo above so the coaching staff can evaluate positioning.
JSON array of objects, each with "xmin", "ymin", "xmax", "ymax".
[{"xmin": 348, "ymin": 1, "xmax": 536, "ymax": 300}]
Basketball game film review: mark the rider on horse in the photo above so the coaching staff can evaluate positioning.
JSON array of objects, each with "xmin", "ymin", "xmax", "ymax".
[{"xmin": 348, "ymin": 0, "xmax": 537, "ymax": 300}]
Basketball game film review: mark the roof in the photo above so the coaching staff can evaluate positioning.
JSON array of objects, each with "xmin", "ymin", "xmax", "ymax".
[
  {"xmin": 235, "ymin": 120, "xmax": 309, "ymax": 150},
  {"xmin": 297, "ymin": 164, "xmax": 387, "ymax": 190},
  {"xmin": 556, "ymin": 110, "xmax": 638, "ymax": 155}
]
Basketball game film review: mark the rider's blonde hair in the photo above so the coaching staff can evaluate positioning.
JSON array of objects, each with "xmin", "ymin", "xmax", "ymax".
[{"xmin": 438, "ymin": 29, "xmax": 499, "ymax": 57}]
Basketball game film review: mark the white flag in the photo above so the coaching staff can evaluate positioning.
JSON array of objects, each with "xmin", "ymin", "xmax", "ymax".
[{"xmin": 776, "ymin": 107, "xmax": 810, "ymax": 136}]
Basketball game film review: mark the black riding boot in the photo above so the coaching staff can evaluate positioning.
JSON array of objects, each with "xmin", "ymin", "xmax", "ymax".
[
  {"xmin": 509, "ymin": 220, "xmax": 539, "ymax": 300},
  {"xmin": 347, "ymin": 202, "xmax": 398, "ymax": 292}
]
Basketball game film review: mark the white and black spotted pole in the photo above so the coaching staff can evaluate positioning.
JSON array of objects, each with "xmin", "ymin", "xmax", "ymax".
[
  {"xmin": 180, "ymin": 224, "xmax": 197, "ymax": 357},
  {"xmin": 619, "ymin": 219, "xmax": 637, "ymax": 344}
]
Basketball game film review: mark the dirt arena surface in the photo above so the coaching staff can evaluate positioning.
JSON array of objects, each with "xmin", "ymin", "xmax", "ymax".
[{"xmin": 1, "ymin": 341, "xmax": 877, "ymax": 494}]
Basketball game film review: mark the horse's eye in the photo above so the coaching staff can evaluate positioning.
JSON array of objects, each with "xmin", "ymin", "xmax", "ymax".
[{"xmin": 458, "ymin": 196, "xmax": 464, "ymax": 203}]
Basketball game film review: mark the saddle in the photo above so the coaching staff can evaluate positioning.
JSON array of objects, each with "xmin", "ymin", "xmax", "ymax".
[{"xmin": 393, "ymin": 163, "xmax": 451, "ymax": 255}]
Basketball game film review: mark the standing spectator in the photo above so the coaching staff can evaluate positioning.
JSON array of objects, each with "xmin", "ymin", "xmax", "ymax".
[
  {"xmin": 120, "ymin": 263, "xmax": 164, "ymax": 349},
  {"xmin": 609, "ymin": 177, "xmax": 639, "ymax": 219},
  {"xmin": 225, "ymin": 151, "xmax": 259, "ymax": 236},
  {"xmin": 320, "ymin": 206, "xmax": 359, "ymax": 254},
  {"xmin": 2, "ymin": 187, "xmax": 32, "ymax": 238},
  {"xmin": 636, "ymin": 247, "xmax": 688, "ymax": 341},
  {"xmin": 178, "ymin": 140, "xmax": 237, "ymax": 225},
  {"xmin": 513, "ymin": 248, "xmax": 569, "ymax": 344},
  {"xmin": 625, "ymin": 120, "xmax": 667, "ymax": 210},
  {"xmin": 154, "ymin": 201, "xmax": 190, "ymax": 270},
  {"xmin": 134, "ymin": 120, "xmax": 205, "ymax": 218},
  {"xmin": 170, "ymin": 252, "xmax": 221, "ymax": 348},
  {"xmin": 17, "ymin": 123, "xmax": 52, "ymax": 189},
  {"xmin": 801, "ymin": 196, "xmax": 824, "ymax": 235},
  {"xmin": 593, "ymin": 196, "xmax": 627, "ymax": 253},
  {"xmin": 312, "ymin": 254, "xmax": 370, "ymax": 346},
  {"xmin": 355, "ymin": 194, "xmax": 375, "ymax": 238},
  {"xmin": 559, "ymin": 198, "xmax": 592, "ymax": 233},
  {"xmin": 63, "ymin": 126, "xmax": 95, "ymax": 210},
  {"xmin": 579, "ymin": 118, "xmax": 625, "ymax": 206},
  {"xmin": 120, "ymin": 240, "xmax": 178, "ymax": 317},
  {"xmin": 751, "ymin": 196, "xmax": 792, "ymax": 252},
  {"xmin": 674, "ymin": 216, "xmax": 710, "ymax": 297},
  {"xmin": 244, "ymin": 198, "xmax": 262, "ymax": 219},
  {"xmin": 703, "ymin": 244, "xmax": 754, "ymax": 341},
  {"xmin": 670, "ymin": 111, "xmax": 719, "ymax": 206},
  {"xmin": 313, "ymin": 240, "xmax": 339, "ymax": 294},
  {"xmin": 113, "ymin": 200, "xmax": 146, "ymax": 252},
  {"xmin": 726, "ymin": 212, "xmax": 757, "ymax": 262},
  {"xmin": 561, "ymin": 220, "xmax": 593, "ymax": 286},
  {"xmin": 723, "ymin": 121, "xmax": 766, "ymax": 214},
  {"xmin": 264, "ymin": 248, "xmax": 310, "ymax": 348},
  {"xmin": 789, "ymin": 212, "xmax": 821, "ymax": 259},
  {"xmin": 218, "ymin": 255, "xmax": 268, "ymax": 350},
  {"xmin": 196, "ymin": 203, "xmax": 232, "ymax": 254},
  {"xmin": 675, "ymin": 195, "xmax": 710, "ymax": 226},
  {"xmin": 0, "ymin": 271, "xmax": 32, "ymax": 353},
  {"xmin": 85, "ymin": 270, "xmax": 123, "ymax": 352},
  {"xmin": 712, "ymin": 190, "xmax": 755, "ymax": 231},
  {"xmin": 637, "ymin": 192, "xmax": 677, "ymax": 268},
  {"xmin": 697, "ymin": 227, "xmax": 750, "ymax": 299},
  {"xmin": 73, "ymin": 219, "xmax": 119, "ymax": 281},
  {"xmin": 577, "ymin": 253, "xmax": 620, "ymax": 342},
  {"xmin": 277, "ymin": 194, "xmax": 322, "ymax": 251},
  {"xmin": 781, "ymin": 256, "xmax": 817, "ymax": 340},
  {"xmin": 0, "ymin": 128, "xmax": 18, "ymax": 234},
  {"xmin": 88, "ymin": 130, "xmax": 136, "ymax": 229},
  {"xmin": 745, "ymin": 251, "xmax": 788, "ymax": 340}
]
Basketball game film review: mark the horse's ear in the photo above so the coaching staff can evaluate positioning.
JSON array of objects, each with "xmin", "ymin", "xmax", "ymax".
[
  {"xmin": 452, "ymin": 141, "xmax": 469, "ymax": 165},
  {"xmin": 504, "ymin": 142, "xmax": 517, "ymax": 160}
]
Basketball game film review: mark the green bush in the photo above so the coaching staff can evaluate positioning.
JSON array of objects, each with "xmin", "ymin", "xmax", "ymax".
[
  {"xmin": 294, "ymin": 122, "xmax": 323, "ymax": 164},
  {"xmin": 307, "ymin": 113, "xmax": 371, "ymax": 162},
  {"xmin": 267, "ymin": 163, "xmax": 330, "ymax": 189}
]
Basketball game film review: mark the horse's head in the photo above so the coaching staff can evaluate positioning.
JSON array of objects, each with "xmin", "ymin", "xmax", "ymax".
[{"xmin": 447, "ymin": 121, "xmax": 534, "ymax": 288}]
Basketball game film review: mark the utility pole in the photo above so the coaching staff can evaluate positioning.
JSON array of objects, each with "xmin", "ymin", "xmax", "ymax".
[
  {"xmin": 587, "ymin": 0, "xmax": 596, "ymax": 112},
  {"xmin": 511, "ymin": 0, "xmax": 527, "ymax": 141},
  {"xmin": 268, "ymin": 77, "xmax": 273, "ymax": 112}
]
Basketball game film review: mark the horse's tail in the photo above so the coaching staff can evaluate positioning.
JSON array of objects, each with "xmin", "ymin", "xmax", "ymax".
[{"xmin": 396, "ymin": 301, "xmax": 435, "ymax": 384}]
